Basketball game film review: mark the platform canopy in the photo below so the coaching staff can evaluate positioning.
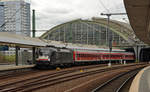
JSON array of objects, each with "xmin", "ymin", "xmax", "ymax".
[
  {"xmin": 0, "ymin": 32, "xmax": 47, "ymax": 48},
  {"xmin": 124, "ymin": 0, "xmax": 150, "ymax": 45}
]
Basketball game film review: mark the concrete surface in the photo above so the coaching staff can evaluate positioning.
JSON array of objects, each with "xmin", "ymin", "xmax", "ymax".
[
  {"xmin": 0, "ymin": 64, "xmax": 35, "ymax": 71},
  {"xmin": 129, "ymin": 66, "xmax": 150, "ymax": 92}
]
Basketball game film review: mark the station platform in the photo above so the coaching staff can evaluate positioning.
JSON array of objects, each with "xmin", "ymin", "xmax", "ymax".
[
  {"xmin": 0, "ymin": 64, "xmax": 35, "ymax": 71},
  {"xmin": 129, "ymin": 65, "xmax": 150, "ymax": 92}
]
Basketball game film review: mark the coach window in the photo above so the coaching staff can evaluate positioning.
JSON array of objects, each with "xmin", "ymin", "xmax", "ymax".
[
  {"xmin": 81, "ymin": 54, "xmax": 83, "ymax": 57},
  {"xmin": 106, "ymin": 55, "xmax": 108, "ymax": 58},
  {"xmin": 86, "ymin": 54, "xmax": 88, "ymax": 57},
  {"xmin": 84, "ymin": 54, "xmax": 86, "ymax": 57},
  {"xmin": 87, "ymin": 54, "xmax": 89, "ymax": 57},
  {"xmin": 79, "ymin": 54, "xmax": 81, "ymax": 57},
  {"xmin": 92, "ymin": 54, "xmax": 94, "ymax": 57},
  {"xmin": 80, "ymin": 54, "xmax": 82, "ymax": 57},
  {"xmin": 83, "ymin": 54, "xmax": 85, "ymax": 57},
  {"xmin": 82, "ymin": 54, "xmax": 84, "ymax": 57},
  {"xmin": 78, "ymin": 54, "xmax": 80, "ymax": 57}
]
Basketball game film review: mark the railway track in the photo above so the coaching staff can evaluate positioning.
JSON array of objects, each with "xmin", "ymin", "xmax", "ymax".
[
  {"xmin": 0, "ymin": 63, "xmax": 145, "ymax": 92},
  {"xmin": 0, "ymin": 64, "xmax": 106, "ymax": 80},
  {"xmin": 91, "ymin": 67, "xmax": 143, "ymax": 92},
  {"xmin": 116, "ymin": 73, "xmax": 136, "ymax": 92},
  {"xmin": 0, "ymin": 64, "xmax": 108, "ymax": 91},
  {"xmin": 0, "ymin": 69, "xmax": 40, "ymax": 80}
]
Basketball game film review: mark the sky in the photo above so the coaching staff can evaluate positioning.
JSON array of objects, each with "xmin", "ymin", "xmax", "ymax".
[{"xmin": 30, "ymin": 0, "xmax": 128, "ymax": 36}]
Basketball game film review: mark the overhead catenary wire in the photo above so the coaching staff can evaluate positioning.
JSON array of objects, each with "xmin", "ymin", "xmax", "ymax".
[
  {"xmin": 110, "ymin": 0, "xmax": 119, "ymax": 12},
  {"xmin": 98, "ymin": 0, "xmax": 128, "ymax": 21},
  {"xmin": 98, "ymin": 0, "xmax": 110, "ymax": 13}
]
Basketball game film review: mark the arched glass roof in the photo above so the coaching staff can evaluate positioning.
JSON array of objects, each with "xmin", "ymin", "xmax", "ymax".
[{"xmin": 40, "ymin": 17, "xmax": 141, "ymax": 47}]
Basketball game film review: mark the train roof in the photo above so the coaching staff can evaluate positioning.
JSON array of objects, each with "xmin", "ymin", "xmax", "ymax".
[
  {"xmin": 66, "ymin": 46, "xmax": 125, "ymax": 52},
  {"xmin": 44, "ymin": 41, "xmax": 125, "ymax": 52}
]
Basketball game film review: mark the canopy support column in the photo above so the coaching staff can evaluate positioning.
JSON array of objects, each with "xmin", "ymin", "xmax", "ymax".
[
  {"xmin": 134, "ymin": 45, "xmax": 142, "ymax": 62},
  {"xmin": 15, "ymin": 46, "xmax": 19, "ymax": 66},
  {"xmin": 32, "ymin": 47, "xmax": 36, "ymax": 64}
]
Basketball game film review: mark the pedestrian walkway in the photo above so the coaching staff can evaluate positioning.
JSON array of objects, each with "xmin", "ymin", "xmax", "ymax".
[
  {"xmin": 0, "ymin": 64, "xmax": 35, "ymax": 71},
  {"xmin": 129, "ymin": 66, "xmax": 150, "ymax": 92}
]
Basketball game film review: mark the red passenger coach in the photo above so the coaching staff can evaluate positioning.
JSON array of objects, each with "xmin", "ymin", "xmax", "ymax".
[
  {"xmin": 71, "ymin": 47, "xmax": 135, "ymax": 63},
  {"xmin": 74, "ymin": 51, "xmax": 101, "ymax": 61},
  {"xmin": 123, "ymin": 53, "xmax": 135, "ymax": 60}
]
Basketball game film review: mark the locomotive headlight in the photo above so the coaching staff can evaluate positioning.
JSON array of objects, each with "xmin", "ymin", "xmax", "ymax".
[{"xmin": 48, "ymin": 58, "xmax": 50, "ymax": 61}]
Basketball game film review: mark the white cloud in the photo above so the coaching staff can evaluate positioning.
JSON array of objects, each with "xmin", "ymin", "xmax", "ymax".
[{"xmin": 30, "ymin": 0, "xmax": 127, "ymax": 36}]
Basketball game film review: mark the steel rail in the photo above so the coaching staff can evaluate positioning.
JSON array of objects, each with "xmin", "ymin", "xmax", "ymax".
[
  {"xmin": 1, "ymin": 64, "xmax": 143, "ymax": 92},
  {"xmin": 91, "ymin": 67, "xmax": 144, "ymax": 92},
  {"xmin": 115, "ymin": 72, "xmax": 137, "ymax": 92}
]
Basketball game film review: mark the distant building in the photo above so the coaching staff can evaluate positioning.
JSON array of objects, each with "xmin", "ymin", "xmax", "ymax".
[{"xmin": 0, "ymin": 0, "xmax": 30, "ymax": 36}]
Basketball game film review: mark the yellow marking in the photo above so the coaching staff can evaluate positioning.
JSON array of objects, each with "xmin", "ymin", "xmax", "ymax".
[
  {"xmin": 56, "ymin": 67, "xmax": 61, "ymax": 71},
  {"xmin": 80, "ymin": 70, "xmax": 84, "ymax": 72}
]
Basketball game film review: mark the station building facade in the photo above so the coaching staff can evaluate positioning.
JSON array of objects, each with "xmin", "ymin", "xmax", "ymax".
[{"xmin": 40, "ymin": 17, "xmax": 140, "ymax": 47}]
